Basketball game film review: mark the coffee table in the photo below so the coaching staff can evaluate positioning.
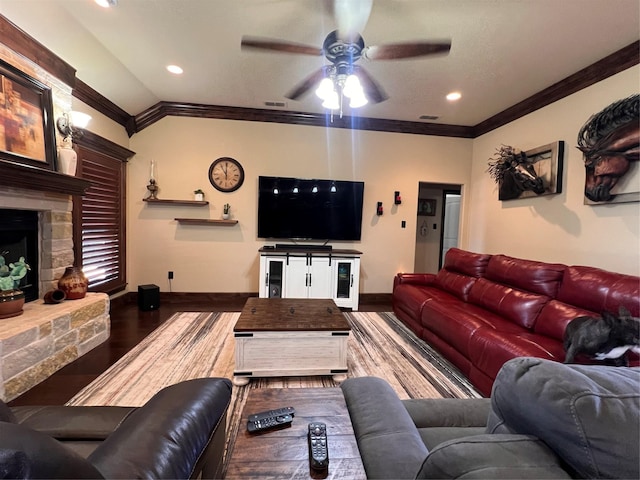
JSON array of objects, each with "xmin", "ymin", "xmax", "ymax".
[
  {"xmin": 224, "ymin": 387, "xmax": 366, "ymax": 479},
  {"xmin": 233, "ymin": 298, "xmax": 350, "ymax": 386}
]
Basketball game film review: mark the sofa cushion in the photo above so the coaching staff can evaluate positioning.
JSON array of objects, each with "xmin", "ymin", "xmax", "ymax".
[
  {"xmin": 0, "ymin": 421, "xmax": 105, "ymax": 478},
  {"xmin": 341, "ymin": 377, "xmax": 428, "ymax": 479},
  {"xmin": 441, "ymin": 248, "xmax": 491, "ymax": 278},
  {"xmin": 416, "ymin": 434, "xmax": 571, "ymax": 479},
  {"xmin": 434, "ymin": 270, "xmax": 479, "ymax": 301},
  {"xmin": 556, "ymin": 265, "xmax": 640, "ymax": 317},
  {"xmin": 468, "ymin": 278, "xmax": 550, "ymax": 329},
  {"xmin": 484, "ymin": 254, "xmax": 565, "ymax": 297},
  {"xmin": 534, "ymin": 299, "xmax": 595, "ymax": 340},
  {"xmin": 487, "ymin": 357, "xmax": 640, "ymax": 479}
]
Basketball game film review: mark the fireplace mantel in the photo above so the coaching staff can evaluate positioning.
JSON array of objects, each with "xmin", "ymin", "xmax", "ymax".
[{"xmin": 0, "ymin": 160, "xmax": 90, "ymax": 196}]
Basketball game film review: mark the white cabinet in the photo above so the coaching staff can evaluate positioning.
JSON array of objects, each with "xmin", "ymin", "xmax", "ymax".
[{"xmin": 258, "ymin": 248, "xmax": 361, "ymax": 310}]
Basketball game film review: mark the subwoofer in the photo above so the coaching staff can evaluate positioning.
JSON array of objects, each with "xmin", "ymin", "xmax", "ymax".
[{"xmin": 138, "ymin": 284, "xmax": 160, "ymax": 311}]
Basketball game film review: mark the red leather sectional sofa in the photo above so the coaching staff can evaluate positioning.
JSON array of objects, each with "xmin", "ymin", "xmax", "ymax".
[{"xmin": 392, "ymin": 248, "xmax": 640, "ymax": 396}]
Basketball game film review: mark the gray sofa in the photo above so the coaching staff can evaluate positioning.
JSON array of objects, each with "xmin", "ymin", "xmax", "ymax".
[
  {"xmin": 0, "ymin": 378, "xmax": 232, "ymax": 479},
  {"xmin": 341, "ymin": 358, "xmax": 640, "ymax": 479}
]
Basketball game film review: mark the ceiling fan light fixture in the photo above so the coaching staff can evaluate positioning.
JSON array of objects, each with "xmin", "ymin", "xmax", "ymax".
[
  {"xmin": 95, "ymin": 0, "xmax": 117, "ymax": 8},
  {"xmin": 322, "ymin": 90, "xmax": 340, "ymax": 110},
  {"xmin": 342, "ymin": 74, "xmax": 362, "ymax": 98},
  {"xmin": 349, "ymin": 93, "xmax": 368, "ymax": 108},
  {"xmin": 315, "ymin": 78, "xmax": 335, "ymax": 100}
]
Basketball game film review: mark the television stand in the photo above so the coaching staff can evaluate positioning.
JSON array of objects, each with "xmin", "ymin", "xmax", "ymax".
[
  {"xmin": 258, "ymin": 247, "xmax": 362, "ymax": 310},
  {"xmin": 275, "ymin": 243, "xmax": 332, "ymax": 251}
]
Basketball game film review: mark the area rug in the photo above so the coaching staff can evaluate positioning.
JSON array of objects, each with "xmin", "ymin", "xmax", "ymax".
[{"xmin": 66, "ymin": 311, "xmax": 481, "ymax": 472}]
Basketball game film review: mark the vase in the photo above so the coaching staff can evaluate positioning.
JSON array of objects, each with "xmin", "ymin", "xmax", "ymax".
[
  {"xmin": 222, "ymin": 213, "xmax": 230, "ymax": 220},
  {"xmin": 57, "ymin": 266, "xmax": 89, "ymax": 300},
  {"xmin": 0, "ymin": 289, "xmax": 25, "ymax": 319},
  {"xmin": 57, "ymin": 139, "xmax": 78, "ymax": 176},
  {"xmin": 43, "ymin": 289, "xmax": 66, "ymax": 304},
  {"xmin": 194, "ymin": 193, "xmax": 204, "ymax": 201}
]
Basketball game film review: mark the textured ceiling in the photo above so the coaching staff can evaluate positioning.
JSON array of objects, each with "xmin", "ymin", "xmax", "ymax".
[{"xmin": 1, "ymin": 0, "xmax": 638, "ymax": 126}]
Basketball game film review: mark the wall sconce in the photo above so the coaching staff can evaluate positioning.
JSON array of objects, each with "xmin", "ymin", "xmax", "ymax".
[
  {"xmin": 376, "ymin": 202, "xmax": 383, "ymax": 216},
  {"xmin": 56, "ymin": 111, "xmax": 92, "ymax": 141},
  {"xmin": 394, "ymin": 191, "xmax": 402, "ymax": 205}
]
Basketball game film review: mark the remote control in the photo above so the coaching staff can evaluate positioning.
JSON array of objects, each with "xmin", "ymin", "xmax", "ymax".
[
  {"xmin": 308, "ymin": 422, "xmax": 329, "ymax": 470},
  {"xmin": 247, "ymin": 414, "xmax": 293, "ymax": 433},
  {"xmin": 247, "ymin": 406, "xmax": 295, "ymax": 422}
]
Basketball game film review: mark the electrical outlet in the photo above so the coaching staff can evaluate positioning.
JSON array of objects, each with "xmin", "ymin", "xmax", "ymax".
[{"xmin": 168, "ymin": 271, "xmax": 174, "ymax": 279}]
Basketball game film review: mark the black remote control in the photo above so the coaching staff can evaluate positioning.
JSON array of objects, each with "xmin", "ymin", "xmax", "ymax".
[
  {"xmin": 247, "ymin": 414, "xmax": 293, "ymax": 433},
  {"xmin": 308, "ymin": 422, "xmax": 329, "ymax": 470},
  {"xmin": 247, "ymin": 406, "xmax": 295, "ymax": 422}
]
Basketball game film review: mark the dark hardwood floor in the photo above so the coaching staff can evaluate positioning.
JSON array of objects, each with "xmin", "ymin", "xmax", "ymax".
[{"xmin": 8, "ymin": 294, "xmax": 391, "ymax": 407}]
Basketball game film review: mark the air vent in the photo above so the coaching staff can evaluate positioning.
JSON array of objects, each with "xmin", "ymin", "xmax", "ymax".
[
  {"xmin": 419, "ymin": 115, "xmax": 439, "ymax": 120},
  {"xmin": 265, "ymin": 101, "xmax": 287, "ymax": 107}
]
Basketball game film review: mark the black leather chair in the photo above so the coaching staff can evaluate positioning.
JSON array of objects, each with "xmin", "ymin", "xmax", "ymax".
[{"xmin": 0, "ymin": 378, "xmax": 232, "ymax": 479}]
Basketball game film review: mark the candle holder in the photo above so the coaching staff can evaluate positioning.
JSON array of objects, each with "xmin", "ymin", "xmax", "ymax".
[{"xmin": 146, "ymin": 178, "xmax": 159, "ymax": 199}]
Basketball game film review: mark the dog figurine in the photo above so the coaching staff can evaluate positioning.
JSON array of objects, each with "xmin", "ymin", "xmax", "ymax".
[{"xmin": 563, "ymin": 306, "xmax": 640, "ymax": 366}]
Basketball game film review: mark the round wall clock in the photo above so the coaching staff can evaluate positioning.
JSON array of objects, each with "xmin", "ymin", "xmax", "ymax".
[{"xmin": 208, "ymin": 157, "xmax": 245, "ymax": 192}]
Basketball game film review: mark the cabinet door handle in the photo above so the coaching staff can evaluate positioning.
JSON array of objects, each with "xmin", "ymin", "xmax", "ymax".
[
  {"xmin": 309, "ymin": 273, "xmax": 312, "ymax": 287},
  {"xmin": 350, "ymin": 274, "xmax": 354, "ymax": 287},
  {"xmin": 265, "ymin": 273, "xmax": 269, "ymax": 286}
]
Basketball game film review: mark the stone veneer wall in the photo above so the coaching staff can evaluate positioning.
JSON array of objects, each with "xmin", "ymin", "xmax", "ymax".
[{"xmin": 0, "ymin": 293, "xmax": 110, "ymax": 402}]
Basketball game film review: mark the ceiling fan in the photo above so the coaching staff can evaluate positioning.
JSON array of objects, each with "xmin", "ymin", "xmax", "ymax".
[{"xmin": 241, "ymin": 0, "xmax": 451, "ymax": 110}]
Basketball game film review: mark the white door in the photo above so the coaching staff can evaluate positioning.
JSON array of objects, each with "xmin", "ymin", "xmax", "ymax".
[
  {"xmin": 441, "ymin": 193, "xmax": 461, "ymax": 262},
  {"xmin": 308, "ymin": 257, "xmax": 332, "ymax": 298},
  {"xmin": 284, "ymin": 256, "xmax": 310, "ymax": 298}
]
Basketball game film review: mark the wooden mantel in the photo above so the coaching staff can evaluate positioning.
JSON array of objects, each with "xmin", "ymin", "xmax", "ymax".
[{"xmin": 0, "ymin": 159, "xmax": 90, "ymax": 196}]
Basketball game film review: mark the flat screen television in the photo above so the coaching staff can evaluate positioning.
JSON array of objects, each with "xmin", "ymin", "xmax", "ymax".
[{"xmin": 258, "ymin": 176, "xmax": 365, "ymax": 241}]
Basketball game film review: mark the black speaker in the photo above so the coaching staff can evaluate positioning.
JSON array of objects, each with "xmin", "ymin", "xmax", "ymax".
[{"xmin": 138, "ymin": 284, "xmax": 160, "ymax": 311}]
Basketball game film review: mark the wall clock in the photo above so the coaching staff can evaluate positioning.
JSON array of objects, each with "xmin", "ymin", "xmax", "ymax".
[{"xmin": 208, "ymin": 157, "xmax": 245, "ymax": 192}]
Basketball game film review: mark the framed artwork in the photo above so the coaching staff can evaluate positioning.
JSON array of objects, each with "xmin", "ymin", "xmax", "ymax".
[
  {"xmin": 0, "ymin": 59, "xmax": 56, "ymax": 170},
  {"xmin": 487, "ymin": 141, "xmax": 564, "ymax": 201},
  {"xmin": 417, "ymin": 198, "xmax": 436, "ymax": 216}
]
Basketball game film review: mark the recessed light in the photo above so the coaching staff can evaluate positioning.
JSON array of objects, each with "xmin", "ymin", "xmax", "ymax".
[
  {"xmin": 446, "ymin": 92, "xmax": 462, "ymax": 101},
  {"xmin": 166, "ymin": 65, "xmax": 184, "ymax": 75},
  {"xmin": 95, "ymin": 0, "xmax": 117, "ymax": 8}
]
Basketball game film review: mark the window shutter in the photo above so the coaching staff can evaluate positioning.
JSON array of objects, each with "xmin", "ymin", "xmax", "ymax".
[{"xmin": 74, "ymin": 146, "xmax": 126, "ymax": 294}]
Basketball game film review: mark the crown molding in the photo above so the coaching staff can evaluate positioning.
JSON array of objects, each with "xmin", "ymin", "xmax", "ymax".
[
  {"xmin": 472, "ymin": 41, "xmax": 640, "ymax": 137},
  {"xmin": 0, "ymin": 15, "xmax": 75, "ymax": 87},
  {"xmin": 1, "ymin": 13, "xmax": 636, "ymax": 140},
  {"xmin": 134, "ymin": 102, "xmax": 475, "ymax": 138}
]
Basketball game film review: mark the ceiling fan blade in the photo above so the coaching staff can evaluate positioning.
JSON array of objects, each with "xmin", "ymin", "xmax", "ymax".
[
  {"xmin": 353, "ymin": 66, "xmax": 387, "ymax": 104},
  {"xmin": 363, "ymin": 41, "xmax": 451, "ymax": 61},
  {"xmin": 334, "ymin": 0, "xmax": 372, "ymax": 41},
  {"xmin": 285, "ymin": 68, "xmax": 328, "ymax": 100},
  {"xmin": 241, "ymin": 36, "xmax": 322, "ymax": 56}
]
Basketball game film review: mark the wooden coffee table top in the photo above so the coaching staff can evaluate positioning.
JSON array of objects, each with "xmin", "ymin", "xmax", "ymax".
[
  {"xmin": 225, "ymin": 387, "xmax": 365, "ymax": 479},
  {"xmin": 234, "ymin": 298, "xmax": 350, "ymax": 332}
]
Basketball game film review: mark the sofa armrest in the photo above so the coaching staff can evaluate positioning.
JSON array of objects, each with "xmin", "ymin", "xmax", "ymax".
[
  {"xmin": 416, "ymin": 434, "xmax": 572, "ymax": 479},
  {"xmin": 341, "ymin": 377, "xmax": 428, "ymax": 479},
  {"xmin": 88, "ymin": 378, "xmax": 232, "ymax": 479},
  {"xmin": 394, "ymin": 273, "xmax": 437, "ymax": 288},
  {"xmin": 12, "ymin": 405, "xmax": 135, "ymax": 440},
  {"xmin": 402, "ymin": 398, "xmax": 491, "ymax": 428}
]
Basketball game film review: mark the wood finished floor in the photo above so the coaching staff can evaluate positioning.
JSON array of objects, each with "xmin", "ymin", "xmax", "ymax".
[{"xmin": 8, "ymin": 296, "xmax": 390, "ymax": 407}]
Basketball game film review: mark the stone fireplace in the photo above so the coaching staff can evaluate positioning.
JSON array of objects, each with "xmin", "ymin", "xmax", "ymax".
[{"xmin": 0, "ymin": 179, "xmax": 110, "ymax": 402}]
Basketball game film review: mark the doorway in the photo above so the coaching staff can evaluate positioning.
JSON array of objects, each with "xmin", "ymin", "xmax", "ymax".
[{"xmin": 414, "ymin": 183, "xmax": 462, "ymax": 273}]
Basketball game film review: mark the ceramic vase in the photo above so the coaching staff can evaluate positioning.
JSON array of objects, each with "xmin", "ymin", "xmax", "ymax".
[
  {"xmin": 57, "ymin": 138, "xmax": 78, "ymax": 176},
  {"xmin": 194, "ymin": 193, "xmax": 204, "ymax": 201},
  {"xmin": 57, "ymin": 266, "xmax": 88, "ymax": 300},
  {"xmin": 0, "ymin": 289, "xmax": 25, "ymax": 319},
  {"xmin": 222, "ymin": 213, "xmax": 230, "ymax": 220}
]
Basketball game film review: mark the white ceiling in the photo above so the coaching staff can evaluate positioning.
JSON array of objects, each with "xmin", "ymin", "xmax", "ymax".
[{"xmin": 1, "ymin": 0, "xmax": 638, "ymax": 126}]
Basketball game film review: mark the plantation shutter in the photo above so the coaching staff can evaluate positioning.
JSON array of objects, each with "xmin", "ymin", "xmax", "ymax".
[{"xmin": 73, "ymin": 134, "xmax": 132, "ymax": 295}]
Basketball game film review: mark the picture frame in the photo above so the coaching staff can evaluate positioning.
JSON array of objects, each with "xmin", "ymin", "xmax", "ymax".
[
  {"xmin": 515, "ymin": 140, "xmax": 564, "ymax": 200},
  {"xmin": 417, "ymin": 198, "xmax": 437, "ymax": 216},
  {"xmin": 0, "ymin": 59, "xmax": 56, "ymax": 171}
]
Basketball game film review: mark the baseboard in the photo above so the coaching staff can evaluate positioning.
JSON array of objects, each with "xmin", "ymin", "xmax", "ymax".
[{"xmin": 113, "ymin": 291, "xmax": 391, "ymax": 307}]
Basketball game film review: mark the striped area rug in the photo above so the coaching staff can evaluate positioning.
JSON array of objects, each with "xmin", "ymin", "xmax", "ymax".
[{"xmin": 67, "ymin": 311, "xmax": 481, "ymax": 472}]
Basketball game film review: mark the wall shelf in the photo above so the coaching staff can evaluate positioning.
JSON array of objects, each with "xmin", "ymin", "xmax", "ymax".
[
  {"xmin": 174, "ymin": 218, "xmax": 238, "ymax": 226},
  {"xmin": 143, "ymin": 198, "xmax": 209, "ymax": 206}
]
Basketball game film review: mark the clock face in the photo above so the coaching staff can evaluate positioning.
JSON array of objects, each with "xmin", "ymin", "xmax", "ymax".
[{"xmin": 208, "ymin": 157, "xmax": 245, "ymax": 192}]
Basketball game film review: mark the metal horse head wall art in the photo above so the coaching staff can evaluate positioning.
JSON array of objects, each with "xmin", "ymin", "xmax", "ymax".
[
  {"xmin": 487, "ymin": 145, "xmax": 546, "ymax": 201},
  {"xmin": 577, "ymin": 94, "xmax": 639, "ymax": 203}
]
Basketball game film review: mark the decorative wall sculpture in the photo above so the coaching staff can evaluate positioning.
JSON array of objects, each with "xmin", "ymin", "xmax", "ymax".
[
  {"xmin": 487, "ymin": 141, "xmax": 564, "ymax": 201},
  {"xmin": 577, "ymin": 94, "xmax": 639, "ymax": 204}
]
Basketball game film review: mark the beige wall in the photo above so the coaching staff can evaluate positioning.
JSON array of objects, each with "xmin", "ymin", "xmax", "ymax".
[
  {"xmin": 127, "ymin": 118, "xmax": 472, "ymax": 294},
  {"xmin": 466, "ymin": 66, "xmax": 640, "ymax": 275}
]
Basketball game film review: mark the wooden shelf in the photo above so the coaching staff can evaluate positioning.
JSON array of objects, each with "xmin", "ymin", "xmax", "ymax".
[
  {"xmin": 174, "ymin": 218, "xmax": 238, "ymax": 226},
  {"xmin": 143, "ymin": 198, "xmax": 209, "ymax": 206}
]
